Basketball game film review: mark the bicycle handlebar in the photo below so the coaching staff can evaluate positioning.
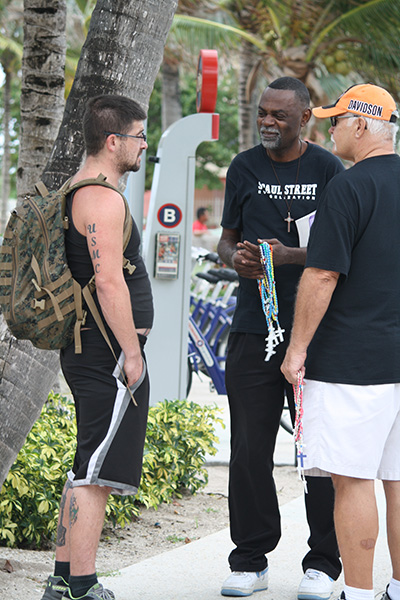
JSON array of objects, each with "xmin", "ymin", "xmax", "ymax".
[
  {"xmin": 196, "ymin": 272, "xmax": 221, "ymax": 284},
  {"xmin": 207, "ymin": 267, "xmax": 239, "ymax": 283}
]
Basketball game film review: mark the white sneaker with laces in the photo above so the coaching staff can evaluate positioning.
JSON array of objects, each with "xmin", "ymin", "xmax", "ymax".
[
  {"xmin": 298, "ymin": 569, "xmax": 334, "ymax": 600},
  {"xmin": 221, "ymin": 567, "xmax": 269, "ymax": 597}
]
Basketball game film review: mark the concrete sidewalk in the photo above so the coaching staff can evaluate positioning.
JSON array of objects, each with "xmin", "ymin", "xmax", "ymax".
[
  {"xmin": 101, "ymin": 484, "xmax": 390, "ymax": 600},
  {"xmin": 190, "ymin": 375, "xmax": 297, "ymax": 468},
  {"xmin": 101, "ymin": 376, "xmax": 392, "ymax": 600}
]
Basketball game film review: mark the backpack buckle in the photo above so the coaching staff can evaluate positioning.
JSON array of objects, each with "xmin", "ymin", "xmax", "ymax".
[
  {"xmin": 124, "ymin": 260, "xmax": 136, "ymax": 275},
  {"xmin": 32, "ymin": 298, "xmax": 46, "ymax": 311}
]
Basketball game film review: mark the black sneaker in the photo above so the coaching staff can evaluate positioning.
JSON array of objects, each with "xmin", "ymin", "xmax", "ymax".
[
  {"xmin": 41, "ymin": 575, "xmax": 69, "ymax": 600},
  {"xmin": 63, "ymin": 583, "xmax": 115, "ymax": 599}
]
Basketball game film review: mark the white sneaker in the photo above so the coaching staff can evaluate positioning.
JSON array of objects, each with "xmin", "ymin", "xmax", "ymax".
[
  {"xmin": 221, "ymin": 567, "xmax": 269, "ymax": 597},
  {"xmin": 298, "ymin": 569, "xmax": 334, "ymax": 600}
]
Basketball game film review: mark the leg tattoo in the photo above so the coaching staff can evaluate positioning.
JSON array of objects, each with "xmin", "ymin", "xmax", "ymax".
[
  {"xmin": 69, "ymin": 492, "xmax": 79, "ymax": 528},
  {"xmin": 56, "ymin": 480, "xmax": 72, "ymax": 547}
]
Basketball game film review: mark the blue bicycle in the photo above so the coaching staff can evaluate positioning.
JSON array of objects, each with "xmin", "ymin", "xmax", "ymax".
[
  {"xmin": 187, "ymin": 251, "xmax": 236, "ymax": 396},
  {"xmin": 187, "ymin": 249, "xmax": 293, "ymax": 435}
]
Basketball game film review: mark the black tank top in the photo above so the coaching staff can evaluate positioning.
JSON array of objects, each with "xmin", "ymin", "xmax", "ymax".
[{"xmin": 65, "ymin": 191, "xmax": 154, "ymax": 330}]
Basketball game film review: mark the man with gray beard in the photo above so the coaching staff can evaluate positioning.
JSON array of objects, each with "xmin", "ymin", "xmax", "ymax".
[{"xmin": 217, "ymin": 77, "xmax": 344, "ymax": 599}]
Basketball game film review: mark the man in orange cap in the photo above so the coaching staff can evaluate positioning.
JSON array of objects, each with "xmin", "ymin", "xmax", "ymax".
[
  {"xmin": 218, "ymin": 76, "xmax": 344, "ymax": 600},
  {"xmin": 282, "ymin": 83, "xmax": 400, "ymax": 600}
]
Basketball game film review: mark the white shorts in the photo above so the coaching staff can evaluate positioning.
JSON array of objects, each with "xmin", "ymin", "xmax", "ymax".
[{"xmin": 301, "ymin": 380, "xmax": 400, "ymax": 480}]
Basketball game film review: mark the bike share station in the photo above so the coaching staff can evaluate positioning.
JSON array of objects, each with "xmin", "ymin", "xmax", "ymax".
[
  {"xmin": 125, "ymin": 50, "xmax": 295, "ymax": 465},
  {"xmin": 138, "ymin": 50, "xmax": 220, "ymax": 405}
]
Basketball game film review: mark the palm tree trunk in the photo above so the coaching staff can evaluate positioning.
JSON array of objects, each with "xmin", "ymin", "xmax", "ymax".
[
  {"xmin": 17, "ymin": 0, "xmax": 67, "ymax": 200},
  {"xmin": 161, "ymin": 59, "xmax": 182, "ymax": 131},
  {"xmin": 238, "ymin": 40, "xmax": 259, "ymax": 153},
  {"xmin": 1, "ymin": 69, "xmax": 11, "ymax": 233},
  {"xmin": 43, "ymin": 0, "xmax": 178, "ymax": 189},
  {"xmin": 0, "ymin": 319, "xmax": 61, "ymax": 488}
]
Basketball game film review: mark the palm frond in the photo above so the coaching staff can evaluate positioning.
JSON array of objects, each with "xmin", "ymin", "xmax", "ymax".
[
  {"xmin": 172, "ymin": 14, "xmax": 266, "ymax": 52},
  {"xmin": 0, "ymin": 33, "xmax": 22, "ymax": 59},
  {"xmin": 307, "ymin": 0, "xmax": 400, "ymax": 61}
]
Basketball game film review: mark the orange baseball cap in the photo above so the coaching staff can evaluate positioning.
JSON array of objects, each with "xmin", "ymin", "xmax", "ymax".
[{"xmin": 312, "ymin": 84, "xmax": 398, "ymax": 122}]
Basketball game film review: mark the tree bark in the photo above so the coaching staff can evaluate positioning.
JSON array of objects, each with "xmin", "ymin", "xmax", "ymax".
[
  {"xmin": 1, "ymin": 69, "xmax": 12, "ymax": 233},
  {"xmin": 161, "ymin": 59, "xmax": 182, "ymax": 132},
  {"xmin": 43, "ymin": 0, "xmax": 178, "ymax": 189},
  {"xmin": 0, "ymin": 0, "xmax": 178, "ymax": 490},
  {"xmin": 17, "ymin": 0, "xmax": 67, "ymax": 201},
  {"xmin": 238, "ymin": 40, "xmax": 259, "ymax": 153},
  {"xmin": 0, "ymin": 320, "xmax": 60, "ymax": 488}
]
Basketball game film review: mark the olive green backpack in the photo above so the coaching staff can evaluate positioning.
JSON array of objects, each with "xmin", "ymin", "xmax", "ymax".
[{"xmin": 0, "ymin": 173, "xmax": 135, "ymax": 355}]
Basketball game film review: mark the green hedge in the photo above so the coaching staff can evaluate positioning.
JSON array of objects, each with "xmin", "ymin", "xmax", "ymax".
[{"xmin": 0, "ymin": 392, "xmax": 224, "ymax": 549}]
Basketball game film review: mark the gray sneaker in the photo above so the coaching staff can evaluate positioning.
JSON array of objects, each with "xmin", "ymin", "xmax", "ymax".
[
  {"xmin": 41, "ymin": 575, "xmax": 69, "ymax": 600},
  {"xmin": 63, "ymin": 583, "xmax": 115, "ymax": 599}
]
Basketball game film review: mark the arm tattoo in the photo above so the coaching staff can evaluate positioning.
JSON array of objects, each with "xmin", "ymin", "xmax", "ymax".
[
  {"xmin": 88, "ymin": 222, "xmax": 101, "ymax": 274},
  {"xmin": 69, "ymin": 492, "xmax": 79, "ymax": 528},
  {"xmin": 56, "ymin": 479, "xmax": 72, "ymax": 547}
]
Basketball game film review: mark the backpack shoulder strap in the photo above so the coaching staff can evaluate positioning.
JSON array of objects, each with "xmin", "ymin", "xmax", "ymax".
[
  {"xmin": 34, "ymin": 181, "xmax": 49, "ymax": 198},
  {"xmin": 34, "ymin": 176, "xmax": 73, "ymax": 199}
]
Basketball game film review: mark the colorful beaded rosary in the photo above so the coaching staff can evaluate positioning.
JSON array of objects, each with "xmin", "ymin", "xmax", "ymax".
[
  {"xmin": 293, "ymin": 371, "xmax": 307, "ymax": 491},
  {"xmin": 258, "ymin": 241, "xmax": 285, "ymax": 361}
]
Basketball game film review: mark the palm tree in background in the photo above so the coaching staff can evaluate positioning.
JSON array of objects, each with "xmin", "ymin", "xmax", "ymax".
[
  {"xmin": 0, "ymin": 0, "xmax": 23, "ymax": 229},
  {"xmin": 174, "ymin": 0, "xmax": 400, "ymax": 150},
  {"xmin": 161, "ymin": 0, "xmax": 219, "ymax": 131}
]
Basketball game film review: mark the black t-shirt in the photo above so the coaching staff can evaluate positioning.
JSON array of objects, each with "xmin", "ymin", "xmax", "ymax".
[
  {"xmin": 221, "ymin": 142, "xmax": 344, "ymax": 333},
  {"xmin": 305, "ymin": 154, "xmax": 400, "ymax": 384},
  {"xmin": 65, "ymin": 192, "xmax": 154, "ymax": 331}
]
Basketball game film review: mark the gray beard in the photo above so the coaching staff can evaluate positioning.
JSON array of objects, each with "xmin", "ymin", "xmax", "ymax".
[{"xmin": 260, "ymin": 127, "xmax": 281, "ymax": 150}]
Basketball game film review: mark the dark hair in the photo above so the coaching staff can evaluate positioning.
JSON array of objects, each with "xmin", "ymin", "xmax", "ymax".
[
  {"xmin": 197, "ymin": 207, "xmax": 208, "ymax": 219},
  {"xmin": 83, "ymin": 94, "xmax": 147, "ymax": 156},
  {"xmin": 268, "ymin": 77, "xmax": 310, "ymax": 108}
]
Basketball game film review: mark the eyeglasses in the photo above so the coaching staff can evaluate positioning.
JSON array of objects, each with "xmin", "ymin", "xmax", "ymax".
[
  {"xmin": 104, "ymin": 131, "xmax": 147, "ymax": 142},
  {"xmin": 330, "ymin": 115, "xmax": 360, "ymax": 127}
]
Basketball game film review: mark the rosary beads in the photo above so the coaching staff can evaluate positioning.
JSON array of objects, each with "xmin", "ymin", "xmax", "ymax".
[
  {"xmin": 259, "ymin": 242, "xmax": 307, "ymax": 488},
  {"xmin": 258, "ymin": 241, "xmax": 285, "ymax": 361},
  {"xmin": 293, "ymin": 371, "xmax": 308, "ymax": 491}
]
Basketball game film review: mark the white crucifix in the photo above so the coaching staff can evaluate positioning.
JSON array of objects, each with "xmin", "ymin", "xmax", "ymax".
[
  {"xmin": 274, "ymin": 323, "xmax": 285, "ymax": 343},
  {"xmin": 264, "ymin": 330, "xmax": 277, "ymax": 362},
  {"xmin": 284, "ymin": 212, "xmax": 294, "ymax": 232}
]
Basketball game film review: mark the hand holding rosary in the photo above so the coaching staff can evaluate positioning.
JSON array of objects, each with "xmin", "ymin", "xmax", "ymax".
[
  {"xmin": 293, "ymin": 370, "xmax": 307, "ymax": 491},
  {"xmin": 258, "ymin": 241, "xmax": 285, "ymax": 361}
]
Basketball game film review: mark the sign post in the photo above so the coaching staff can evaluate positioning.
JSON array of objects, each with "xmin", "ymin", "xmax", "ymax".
[{"xmin": 143, "ymin": 50, "xmax": 219, "ymax": 405}]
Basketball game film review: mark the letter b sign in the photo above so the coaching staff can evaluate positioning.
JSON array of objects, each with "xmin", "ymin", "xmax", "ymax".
[{"xmin": 157, "ymin": 204, "xmax": 183, "ymax": 228}]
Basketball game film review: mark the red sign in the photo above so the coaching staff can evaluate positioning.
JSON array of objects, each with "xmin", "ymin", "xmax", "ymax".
[{"xmin": 196, "ymin": 49, "xmax": 218, "ymax": 113}]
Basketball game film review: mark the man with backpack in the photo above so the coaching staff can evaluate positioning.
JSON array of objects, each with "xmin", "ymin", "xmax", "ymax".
[{"xmin": 41, "ymin": 95, "xmax": 154, "ymax": 600}]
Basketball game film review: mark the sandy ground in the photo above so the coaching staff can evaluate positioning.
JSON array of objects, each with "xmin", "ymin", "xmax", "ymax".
[{"xmin": 0, "ymin": 464, "xmax": 303, "ymax": 600}]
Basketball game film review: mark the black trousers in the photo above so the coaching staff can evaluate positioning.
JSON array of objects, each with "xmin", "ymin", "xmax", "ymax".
[{"xmin": 225, "ymin": 332, "xmax": 341, "ymax": 579}]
